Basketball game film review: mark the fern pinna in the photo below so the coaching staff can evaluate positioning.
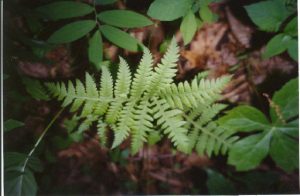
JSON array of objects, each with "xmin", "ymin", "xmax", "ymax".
[{"xmin": 45, "ymin": 39, "xmax": 238, "ymax": 155}]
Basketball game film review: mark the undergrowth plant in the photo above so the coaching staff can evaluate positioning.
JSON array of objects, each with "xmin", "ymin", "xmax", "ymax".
[
  {"xmin": 245, "ymin": 0, "xmax": 298, "ymax": 61},
  {"xmin": 147, "ymin": 0, "xmax": 219, "ymax": 45},
  {"xmin": 45, "ymin": 39, "xmax": 237, "ymax": 155},
  {"xmin": 219, "ymin": 78, "xmax": 299, "ymax": 172},
  {"xmin": 35, "ymin": 0, "xmax": 153, "ymax": 69}
]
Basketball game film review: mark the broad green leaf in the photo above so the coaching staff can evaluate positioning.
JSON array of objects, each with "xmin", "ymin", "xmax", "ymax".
[
  {"xmin": 95, "ymin": 0, "xmax": 117, "ymax": 5},
  {"xmin": 206, "ymin": 169, "xmax": 236, "ymax": 194},
  {"xmin": 270, "ymin": 131, "xmax": 298, "ymax": 172},
  {"xmin": 244, "ymin": 0, "xmax": 289, "ymax": 32},
  {"xmin": 4, "ymin": 120, "xmax": 24, "ymax": 132},
  {"xmin": 263, "ymin": 33, "xmax": 291, "ymax": 59},
  {"xmin": 180, "ymin": 10, "xmax": 197, "ymax": 45},
  {"xmin": 284, "ymin": 17, "xmax": 297, "ymax": 36},
  {"xmin": 5, "ymin": 152, "xmax": 43, "ymax": 172},
  {"xmin": 5, "ymin": 169, "xmax": 37, "ymax": 196},
  {"xmin": 98, "ymin": 10, "xmax": 153, "ymax": 28},
  {"xmin": 228, "ymin": 131, "xmax": 273, "ymax": 171},
  {"xmin": 100, "ymin": 25, "xmax": 141, "ymax": 51},
  {"xmin": 35, "ymin": 1, "xmax": 93, "ymax": 21},
  {"xmin": 48, "ymin": 20, "xmax": 96, "ymax": 44},
  {"xmin": 22, "ymin": 77, "xmax": 50, "ymax": 101},
  {"xmin": 218, "ymin": 105, "xmax": 270, "ymax": 132},
  {"xmin": 147, "ymin": 0, "xmax": 192, "ymax": 21},
  {"xmin": 199, "ymin": 4, "xmax": 215, "ymax": 23},
  {"xmin": 270, "ymin": 78, "xmax": 298, "ymax": 122},
  {"xmin": 276, "ymin": 119, "xmax": 299, "ymax": 138},
  {"xmin": 88, "ymin": 30, "xmax": 103, "ymax": 70},
  {"xmin": 288, "ymin": 39, "xmax": 298, "ymax": 61}
]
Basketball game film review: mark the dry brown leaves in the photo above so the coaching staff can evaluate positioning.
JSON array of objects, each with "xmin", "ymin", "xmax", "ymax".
[{"xmin": 178, "ymin": 7, "xmax": 296, "ymax": 103}]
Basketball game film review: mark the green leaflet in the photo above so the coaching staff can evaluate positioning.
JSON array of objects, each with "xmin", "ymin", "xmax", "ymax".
[
  {"xmin": 228, "ymin": 131, "xmax": 273, "ymax": 171},
  {"xmin": 98, "ymin": 10, "xmax": 153, "ymax": 28},
  {"xmin": 35, "ymin": 1, "xmax": 93, "ymax": 21},
  {"xmin": 287, "ymin": 39, "xmax": 298, "ymax": 61},
  {"xmin": 4, "ymin": 152, "xmax": 44, "ymax": 196},
  {"xmin": 284, "ymin": 17, "xmax": 298, "ymax": 36},
  {"xmin": 199, "ymin": 4, "xmax": 217, "ymax": 23},
  {"xmin": 218, "ymin": 105, "xmax": 270, "ymax": 132},
  {"xmin": 44, "ymin": 40, "xmax": 231, "ymax": 155},
  {"xmin": 147, "ymin": 0, "xmax": 192, "ymax": 21},
  {"xmin": 270, "ymin": 77, "xmax": 298, "ymax": 122},
  {"xmin": 4, "ymin": 120, "xmax": 24, "ymax": 132},
  {"xmin": 180, "ymin": 10, "xmax": 197, "ymax": 45},
  {"xmin": 88, "ymin": 30, "xmax": 103, "ymax": 70},
  {"xmin": 22, "ymin": 77, "xmax": 50, "ymax": 101},
  {"xmin": 48, "ymin": 20, "xmax": 96, "ymax": 44},
  {"xmin": 270, "ymin": 131, "xmax": 299, "ymax": 172},
  {"xmin": 100, "ymin": 25, "xmax": 141, "ymax": 51},
  {"xmin": 244, "ymin": 0, "xmax": 290, "ymax": 32},
  {"xmin": 263, "ymin": 33, "xmax": 292, "ymax": 59},
  {"xmin": 5, "ymin": 170, "xmax": 37, "ymax": 196}
]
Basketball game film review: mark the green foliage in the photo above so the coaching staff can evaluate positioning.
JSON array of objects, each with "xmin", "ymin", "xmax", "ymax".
[
  {"xmin": 180, "ymin": 10, "xmax": 198, "ymax": 45},
  {"xmin": 219, "ymin": 78, "xmax": 299, "ymax": 172},
  {"xmin": 88, "ymin": 30, "xmax": 103, "ymax": 70},
  {"xmin": 99, "ymin": 25, "xmax": 141, "ymax": 51},
  {"xmin": 22, "ymin": 77, "xmax": 50, "ymax": 101},
  {"xmin": 244, "ymin": 0, "xmax": 290, "ymax": 32},
  {"xmin": 245, "ymin": 0, "xmax": 297, "ymax": 61},
  {"xmin": 206, "ymin": 169, "xmax": 236, "ymax": 194},
  {"xmin": 263, "ymin": 33, "xmax": 292, "ymax": 59},
  {"xmin": 4, "ymin": 119, "xmax": 24, "ymax": 132},
  {"xmin": 4, "ymin": 153, "xmax": 43, "ymax": 196},
  {"xmin": 48, "ymin": 20, "xmax": 96, "ymax": 44},
  {"xmin": 98, "ymin": 10, "xmax": 153, "ymax": 28},
  {"xmin": 148, "ymin": 0, "xmax": 218, "ymax": 45},
  {"xmin": 45, "ymin": 40, "xmax": 233, "ymax": 155},
  {"xmin": 36, "ymin": 1, "xmax": 153, "ymax": 69},
  {"xmin": 35, "ymin": 1, "xmax": 94, "ymax": 21},
  {"xmin": 147, "ymin": 0, "xmax": 192, "ymax": 21}
]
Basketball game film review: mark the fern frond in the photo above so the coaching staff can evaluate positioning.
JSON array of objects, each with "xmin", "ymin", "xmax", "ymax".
[
  {"xmin": 131, "ymin": 100, "xmax": 154, "ymax": 154},
  {"xmin": 106, "ymin": 58, "xmax": 132, "ymax": 124},
  {"xmin": 44, "ymin": 40, "xmax": 234, "ymax": 156},
  {"xmin": 131, "ymin": 47, "xmax": 154, "ymax": 98},
  {"xmin": 97, "ymin": 119, "xmax": 108, "ymax": 146},
  {"xmin": 115, "ymin": 57, "xmax": 131, "ymax": 98},
  {"xmin": 81, "ymin": 73, "xmax": 99, "ymax": 116},
  {"xmin": 152, "ymin": 98, "xmax": 189, "ymax": 153},
  {"xmin": 161, "ymin": 76, "xmax": 230, "ymax": 110},
  {"xmin": 94, "ymin": 66, "xmax": 113, "ymax": 115},
  {"xmin": 146, "ymin": 38, "xmax": 179, "ymax": 97},
  {"xmin": 111, "ymin": 101, "xmax": 135, "ymax": 149},
  {"xmin": 184, "ymin": 104, "xmax": 238, "ymax": 156}
]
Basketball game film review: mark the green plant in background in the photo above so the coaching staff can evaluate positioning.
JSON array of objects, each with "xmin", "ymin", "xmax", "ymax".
[
  {"xmin": 5, "ymin": 109, "xmax": 63, "ymax": 196},
  {"xmin": 44, "ymin": 40, "xmax": 236, "ymax": 155},
  {"xmin": 245, "ymin": 0, "xmax": 298, "ymax": 61},
  {"xmin": 147, "ymin": 0, "xmax": 219, "ymax": 45},
  {"xmin": 35, "ymin": 0, "xmax": 153, "ymax": 69},
  {"xmin": 219, "ymin": 78, "xmax": 299, "ymax": 172}
]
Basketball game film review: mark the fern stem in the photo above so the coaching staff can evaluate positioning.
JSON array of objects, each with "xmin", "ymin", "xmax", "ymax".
[
  {"xmin": 20, "ymin": 108, "xmax": 64, "ymax": 173},
  {"xmin": 183, "ymin": 113, "xmax": 231, "ymax": 148}
]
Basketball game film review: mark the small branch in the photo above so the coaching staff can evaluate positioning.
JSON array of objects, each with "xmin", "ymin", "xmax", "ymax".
[{"xmin": 21, "ymin": 108, "xmax": 64, "ymax": 173}]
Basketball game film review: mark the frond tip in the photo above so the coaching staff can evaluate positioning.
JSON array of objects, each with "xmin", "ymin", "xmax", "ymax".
[{"xmin": 43, "ymin": 38, "xmax": 233, "ymax": 155}]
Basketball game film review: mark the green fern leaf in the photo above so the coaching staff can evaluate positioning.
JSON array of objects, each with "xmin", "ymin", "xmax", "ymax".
[{"xmin": 146, "ymin": 38, "xmax": 179, "ymax": 97}]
